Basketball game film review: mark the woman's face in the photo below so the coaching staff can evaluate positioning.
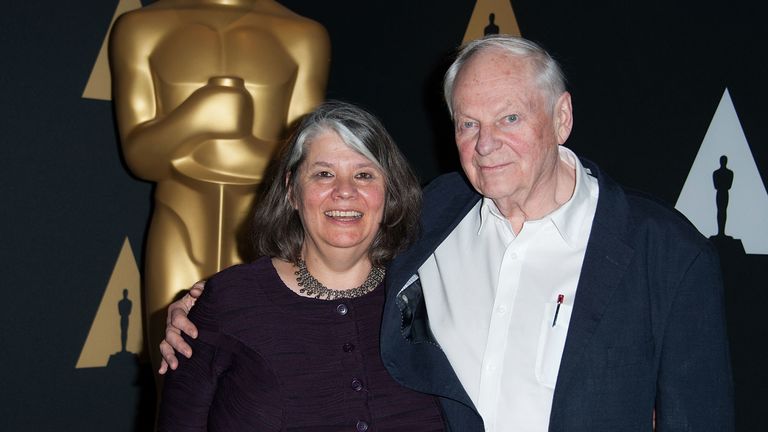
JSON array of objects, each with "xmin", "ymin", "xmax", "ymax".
[{"xmin": 293, "ymin": 130, "xmax": 386, "ymax": 259}]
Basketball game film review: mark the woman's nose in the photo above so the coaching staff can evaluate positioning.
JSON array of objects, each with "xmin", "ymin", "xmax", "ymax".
[{"xmin": 334, "ymin": 178, "xmax": 356, "ymax": 199}]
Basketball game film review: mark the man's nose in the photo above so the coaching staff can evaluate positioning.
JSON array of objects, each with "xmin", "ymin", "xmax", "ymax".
[{"xmin": 475, "ymin": 126, "xmax": 501, "ymax": 156}]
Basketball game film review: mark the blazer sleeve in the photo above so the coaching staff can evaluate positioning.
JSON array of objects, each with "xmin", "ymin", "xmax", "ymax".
[{"xmin": 655, "ymin": 242, "xmax": 734, "ymax": 431}]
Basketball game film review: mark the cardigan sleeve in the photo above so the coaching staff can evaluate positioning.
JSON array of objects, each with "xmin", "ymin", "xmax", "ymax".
[{"xmin": 157, "ymin": 278, "xmax": 233, "ymax": 431}]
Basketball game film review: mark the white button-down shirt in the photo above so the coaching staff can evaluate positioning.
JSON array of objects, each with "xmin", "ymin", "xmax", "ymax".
[{"xmin": 417, "ymin": 147, "xmax": 599, "ymax": 431}]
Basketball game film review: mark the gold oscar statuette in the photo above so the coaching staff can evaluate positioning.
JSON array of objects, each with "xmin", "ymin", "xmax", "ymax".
[{"xmin": 109, "ymin": 0, "xmax": 330, "ymax": 379}]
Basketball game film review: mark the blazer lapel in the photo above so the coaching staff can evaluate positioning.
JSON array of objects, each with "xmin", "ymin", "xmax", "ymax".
[
  {"xmin": 381, "ymin": 172, "xmax": 480, "ymax": 405},
  {"xmin": 388, "ymin": 172, "xmax": 481, "ymax": 292},
  {"xmin": 550, "ymin": 163, "xmax": 635, "ymax": 424}
]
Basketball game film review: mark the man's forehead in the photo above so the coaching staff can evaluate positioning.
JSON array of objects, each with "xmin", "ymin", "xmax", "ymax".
[
  {"xmin": 453, "ymin": 58, "xmax": 544, "ymax": 114},
  {"xmin": 455, "ymin": 52, "xmax": 534, "ymax": 92},
  {"xmin": 464, "ymin": 49, "xmax": 532, "ymax": 75}
]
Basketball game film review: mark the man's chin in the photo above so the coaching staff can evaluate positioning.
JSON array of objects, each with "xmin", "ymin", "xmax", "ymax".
[{"xmin": 475, "ymin": 180, "xmax": 519, "ymax": 200}]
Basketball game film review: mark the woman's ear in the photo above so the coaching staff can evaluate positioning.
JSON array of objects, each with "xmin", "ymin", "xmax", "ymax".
[{"xmin": 285, "ymin": 171, "xmax": 296, "ymax": 209}]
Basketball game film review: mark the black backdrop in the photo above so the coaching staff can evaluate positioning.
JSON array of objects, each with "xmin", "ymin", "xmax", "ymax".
[{"xmin": 1, "ymin": 1, "xmax": 765, "ymax": 430}]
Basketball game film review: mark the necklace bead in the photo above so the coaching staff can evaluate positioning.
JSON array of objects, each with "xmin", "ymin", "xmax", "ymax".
[{"xmin": 294, "ymin": 259, "xmax": 385, "ymax": 300}]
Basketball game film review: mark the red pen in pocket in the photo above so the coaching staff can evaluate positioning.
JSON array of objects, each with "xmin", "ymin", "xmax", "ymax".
[{"xmin": 552, "ymin": 294, "xmax": 564, "ymax": 327}]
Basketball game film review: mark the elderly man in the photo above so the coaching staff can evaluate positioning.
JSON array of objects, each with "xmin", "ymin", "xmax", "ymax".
[{"xmin": 161, "ymin": 36, "xmax": 734, "ymax": 431}]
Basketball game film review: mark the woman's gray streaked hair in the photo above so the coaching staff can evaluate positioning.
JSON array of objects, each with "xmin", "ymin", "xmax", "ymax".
[
  {"xmin": 443, "ymin": 35, "xmax": 567, "ymax": 118},
  {"xmin": 251, "ymin": 100, "xmax": 422, "ymax": 266},
  {"xmin": 285, "ymin": 105, "xmax": 382, "ymax": 175}
]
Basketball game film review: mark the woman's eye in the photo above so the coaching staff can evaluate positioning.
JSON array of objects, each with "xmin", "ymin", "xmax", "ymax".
[
  {"xmin": 316, "ymin": 171, "xmax": 333, "ymax": 178},
  {"xmin": 504, "ymin": 114, "xmax": 519, "ymax": 123},
  {"xmin": 356, "ymin": 172, "xmax": 374, "ymax": 180}
]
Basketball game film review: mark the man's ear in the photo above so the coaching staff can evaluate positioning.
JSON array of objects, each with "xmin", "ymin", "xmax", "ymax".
[{"xmin": 553, "ymin": 92, "xmax": 573, "ymax": 145}]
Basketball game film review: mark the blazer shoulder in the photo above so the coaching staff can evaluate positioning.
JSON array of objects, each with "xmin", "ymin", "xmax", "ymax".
[
  {"xmin": 623, "ymin": 188, "xmax": 707, "ymax": 246},
  {"xmin": 586, "ymin": 157, "xmax": 707, "ymax": 250},
  {"xmin": 421, "ymin": 172, "xmax": 478, "ymax": 219},
  {"xmin": 423, "ymin": 171, "xmax": 473, "ymax": 196}
]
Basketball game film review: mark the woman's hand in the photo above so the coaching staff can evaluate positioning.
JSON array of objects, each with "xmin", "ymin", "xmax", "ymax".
[{"xmin": 158, "ymin": 280, "xmax": 205, "ymax": 374}]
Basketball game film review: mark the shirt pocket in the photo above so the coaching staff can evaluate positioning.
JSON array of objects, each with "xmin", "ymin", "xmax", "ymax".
[{"xmin": 534, "ymin": 302, "xmax": 572, "ymax": 388}]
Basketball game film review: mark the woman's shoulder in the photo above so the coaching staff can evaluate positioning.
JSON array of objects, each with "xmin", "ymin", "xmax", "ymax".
[
  {"xmin": 201, "ymin": 256, "xmax": 278, "ymax": 305},
  {"xmin": 210, "ymin": 256, "xmax": 274, "ymax": 282}
]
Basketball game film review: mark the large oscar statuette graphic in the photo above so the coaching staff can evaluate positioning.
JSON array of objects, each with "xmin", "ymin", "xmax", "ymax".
[{"xmin": 109, "ymin": 0, "xmax": 330, "ymax": 379}]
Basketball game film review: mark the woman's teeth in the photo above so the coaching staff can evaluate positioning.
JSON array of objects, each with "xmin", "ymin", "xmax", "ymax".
[{"xmin": 325, "ymin": 210, "xmax": 362, "ymax": 218}]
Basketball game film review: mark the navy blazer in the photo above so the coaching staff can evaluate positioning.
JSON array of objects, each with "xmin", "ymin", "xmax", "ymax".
[{"xmin": 380, "ymin": 160, "xmax": 734, "ymax": 431}]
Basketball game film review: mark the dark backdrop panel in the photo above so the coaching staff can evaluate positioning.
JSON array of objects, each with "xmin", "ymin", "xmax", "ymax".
[{"xmin": 1, "ymin": 0, "xmax": 764, "ymax": 430}]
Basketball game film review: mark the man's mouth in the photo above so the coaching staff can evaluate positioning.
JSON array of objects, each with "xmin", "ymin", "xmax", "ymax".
[{"xmin": 478, "ymin": 161, "xmax": 511, "ymax": 171}]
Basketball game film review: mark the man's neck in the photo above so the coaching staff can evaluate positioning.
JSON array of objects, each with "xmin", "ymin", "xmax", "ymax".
[{"xmin": 494, "ymin": 157, "xmax": 576, "ymax": 234}]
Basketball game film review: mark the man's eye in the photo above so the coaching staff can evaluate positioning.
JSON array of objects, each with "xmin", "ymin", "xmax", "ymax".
[
  {"xmin": 461, "ymin": 121, "xmax": 476, "ymax": 129},
  {"xmin": 505, "ymin": 114, "xmax": 519, "ymax": 123}
]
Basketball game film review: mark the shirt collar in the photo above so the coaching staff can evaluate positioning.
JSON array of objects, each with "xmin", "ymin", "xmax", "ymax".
[{"xmin": 477, "ymin": 146, "xmax": 598, "ymax": 248}]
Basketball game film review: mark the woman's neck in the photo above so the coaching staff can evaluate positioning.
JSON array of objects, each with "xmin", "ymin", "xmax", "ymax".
[{"xmin": 300, "ymin": 247, "xmax": 373, "ymax": 290}]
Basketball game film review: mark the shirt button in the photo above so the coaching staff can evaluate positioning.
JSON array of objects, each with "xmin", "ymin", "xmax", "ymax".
[
  {"xmin": 509, "ymin": 252, "xmax": 518, "ymax": 259},
  {"xmin": 336, "ymin": 303, "xmax": 348, "ymax": 315},
  {"xmin": 351, "ymin": 378, "xmax": 363, "ymax": 391},
  {"xmin": 497, "ymin": 305, "xmax": 507, "ymax": 314},
  {"xmin": 343, "ymin": 343, "xmax": 355, "ymax": 352},
  {"xmin": 356, "ymin": 420, "xmax": 369, "ymax": 431}
]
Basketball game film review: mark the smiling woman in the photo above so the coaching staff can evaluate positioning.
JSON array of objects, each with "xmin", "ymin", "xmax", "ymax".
[
  {"xmin": 157, "ymin": 101, "xmax": 443, "ymax": 431},
  {"xmin": 292, "ymin": 130, "xmax": 387, "ymax": 268},
  {"xmin": 253, "ymin": 100, "xmax": 422, "ymax": 269}
]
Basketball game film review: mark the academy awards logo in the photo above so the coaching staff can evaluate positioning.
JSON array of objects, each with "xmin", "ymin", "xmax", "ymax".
[
  {"xmin": 463, "ymin": 0, "xmax": 521, "ymax": 44},
  {"xmin": 675, "ymin": 88, "xmax": 768, "ymax": 255},
  {"xmin": 76, "ymin": 238, "xmax": 144, "ymax": 368}
]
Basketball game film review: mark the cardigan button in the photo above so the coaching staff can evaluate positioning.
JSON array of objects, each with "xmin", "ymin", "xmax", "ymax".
[
  {"xmin": 356, "ymin": 420, "xmax": 369, "ymax": 431},
  {"xmin": 351, "ymin": 378, "xmax": 363, "ymax": 391},
  {"xmin": 343, "ymin": 343, "xmax": 355, "ymax": 352},
  {"xmin": 336, "ymin": 303, "xmax": 348, "ymax": 315}
]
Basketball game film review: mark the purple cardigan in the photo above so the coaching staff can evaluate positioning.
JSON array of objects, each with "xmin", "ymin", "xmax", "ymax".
[{"xmin": 158, "ymin": 256, "xmax": 445, "ymax": 431}]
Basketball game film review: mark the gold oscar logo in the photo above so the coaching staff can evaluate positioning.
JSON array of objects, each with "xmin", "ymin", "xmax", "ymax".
[
  {"xmin": 463, "ymin": 0, "xmax": 522, "ymax": 44},
  {"xmin": 76, "ymin": 237, "xmax": 145, "ymax": 368},
  {"xmin": 82, "ymin": 0, "xmax": 143, "ymax": 101}
]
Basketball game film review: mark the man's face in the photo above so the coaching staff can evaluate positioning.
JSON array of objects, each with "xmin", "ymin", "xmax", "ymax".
[{"xmin": 451, "ymin": 49, "xmax": 572, "ymax": 206}]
